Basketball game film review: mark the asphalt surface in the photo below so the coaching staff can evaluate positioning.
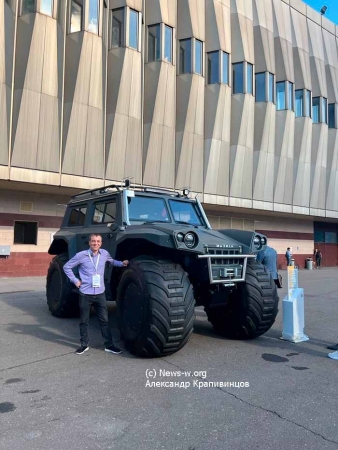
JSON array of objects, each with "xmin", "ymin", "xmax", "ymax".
[{"xmin": 0, "ymin": 269, "xmax": 338, "ymax": 450}]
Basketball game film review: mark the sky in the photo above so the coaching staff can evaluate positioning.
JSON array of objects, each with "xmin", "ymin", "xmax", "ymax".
[{"xmin": 303, "ymin": 0, "xmax": 338, "ymax": 25}]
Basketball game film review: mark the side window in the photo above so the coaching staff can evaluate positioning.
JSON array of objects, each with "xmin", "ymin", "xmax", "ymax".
[
  {"xmin": 92, "ymin": 200, "xmax": 116, "ymax": 224},
  {"xmin": 68, "ymin": 206, "xmax": 87, "ymax": 226}
]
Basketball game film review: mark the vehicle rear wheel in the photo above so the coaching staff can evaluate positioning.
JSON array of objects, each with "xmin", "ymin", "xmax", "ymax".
[
  {"xmin": 117, "ymin": 258, "xmax": 195, "ymax": 357},
  {"xmin": 46, "ymin": 253, "xmax": 79, "ymax": 318},
  {"xmin": 205, "ymin": 259, "xmax": 279, "ymax": 339}
]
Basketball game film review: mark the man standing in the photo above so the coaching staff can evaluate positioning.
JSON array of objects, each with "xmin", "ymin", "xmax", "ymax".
[
  {"xmin": 257, "ymin": 246, "xmax": 278, "ymax": 284},
  {"xmin": 314, "ymin": 249, "xmax": 322, "ymax": 269},
  {"xmin": 63, "ymin": 234, "xmax": 129, "ymax": 355},
  {"xmin": 285, "ymin": 247, "xmax": 292, "ymax": 266}
]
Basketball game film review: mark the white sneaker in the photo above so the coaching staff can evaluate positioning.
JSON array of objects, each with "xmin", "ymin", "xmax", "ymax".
[{"xmin": 328, "ymin": 350, "xmax": 338, "ymax": 360}]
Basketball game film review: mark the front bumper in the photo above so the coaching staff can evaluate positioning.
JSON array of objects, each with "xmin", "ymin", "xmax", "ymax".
[{"xmin": 197, "ymin": 254, "xmax": 256, "ymax": 285}]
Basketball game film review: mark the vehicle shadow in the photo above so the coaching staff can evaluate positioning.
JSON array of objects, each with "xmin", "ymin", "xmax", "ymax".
[
  {"xmin": 1, "ymin": 290, "xmax": 126, "ymax": 353},
  {"xmin": 193, "ymin": 309, "xmax": 331, "ymax": 359}
]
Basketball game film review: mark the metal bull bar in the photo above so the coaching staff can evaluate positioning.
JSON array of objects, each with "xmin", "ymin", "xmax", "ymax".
[{"xmin": 197, "ymin": 254, "xmax": 256, "ymax": 285}]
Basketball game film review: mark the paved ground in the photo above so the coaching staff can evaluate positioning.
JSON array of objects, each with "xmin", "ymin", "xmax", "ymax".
[{"xmin": 0, "ymin": 269, "xmax": 338, "ymax": 450}]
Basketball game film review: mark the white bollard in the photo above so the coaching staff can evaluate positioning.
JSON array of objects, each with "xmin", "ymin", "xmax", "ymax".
[
  {"xmin": 280, "ymin": 288, "xmax": 309, "ymax": 343},
  {"xmin": 280, "ymin": 266, "xmax": 309, "ymax": 343}
]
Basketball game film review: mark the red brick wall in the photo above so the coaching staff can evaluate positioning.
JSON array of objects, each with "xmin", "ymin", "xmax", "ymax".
[
  {"xmin": 277, "ymin": 254, "xmax": 316, "ymax": 270},
  {"xmin": 0, "ymin": 253, "xmax": 53, "ymax": 277}
]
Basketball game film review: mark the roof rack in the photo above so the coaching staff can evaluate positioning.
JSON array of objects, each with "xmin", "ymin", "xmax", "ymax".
[
  {"xmin": 143, "ymin": 187, "xmax": 181, "ymax": 197},
  {"xmin": 70, "ymin": 181, "xmax": 185, "ymax": 202},
  {"xmin": 71, "ymin": 184, "xmax": 121, "ymax": 200}
]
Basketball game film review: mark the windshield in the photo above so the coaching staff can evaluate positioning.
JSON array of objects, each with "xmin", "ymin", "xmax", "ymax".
[
  {"xmin": 169, "ymin": 200, "xmax": 204, "ymax": 226},
  {"xmin": 128, "ymin": 196, "xmax": 170, "ymax": 222}
]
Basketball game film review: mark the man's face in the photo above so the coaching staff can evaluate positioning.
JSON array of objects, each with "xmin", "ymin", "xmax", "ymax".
[{"xmin": 89, "ymin": 235, "xmax": 102, "ymax": 253}]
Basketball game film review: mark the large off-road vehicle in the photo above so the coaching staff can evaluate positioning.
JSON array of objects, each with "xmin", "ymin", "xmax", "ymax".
[{"xmin": 46, "ymin": 182, "xmax": 279, "ymax": 357}]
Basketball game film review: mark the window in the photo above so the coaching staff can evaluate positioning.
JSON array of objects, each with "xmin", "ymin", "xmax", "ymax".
[
  {"xmin": 22, "ymin": 0, "xmax": 36, "ymax": 14},
  {"xmin": 322, "ymin": 97, "xmax": 327, "ymax": 124},
  {"xmin": 128, "ymin": 197, "xmax": 170, "ymax": 222},
  {"xmin": 295, "ymin": 89, "xmax": 303, "ymax": 117},
  {"xmin": 306, "ymin": 90, "xmax": 311, "ymax": 118},
  {"xmin": 233, "ymin": 63, "xmax": 244, "ymax": 94},
  {"xmin": 88, "ymin": 0, "xmax": 99, "ymax": 34},
  {"xmin": 169, "ymin": 200, "xmax": 204, "ymax": 226},
  {"xmin": 288, "ymin": 82, "xmax": 294, "ymax": 111},
  {"xmin": 207, "ymin": 51, "xmax": 229, "ymax": 85},
  {"xmin": 325, "ymin": 231, "xmax": 337, "ymax": 243},
  {"xmin": 222, "ymin": 52, "xmax": 229, "ymax": 85},
  {"xmin": 70, "ymin": 0, "xmax": 82, "ymax": 33},
  {"xmin": 255, "ymin": 72, "xmax": 274, "ymax": 103},
  {"xmin": 164, "ymin": 26, "xmax": 172, "ymax": 63},
  {"xmin": 40, "ymin": 0, "xmax": 53, "ymax": 16},
  {"xmin": 313, "ymin": 97, "xmax": 320, "ymax": 123},
  {"xmin": 255, "ymin": 73, "xmax": 265, "ymax": 102},
  {"xmin": 247, "ymin": 63, "xmax": 253, "ymax": 95},
  {"xmin": 207, "ymin": 51, "xmax": 219, "ymax": 84},
  {"xmin": 129, "ymin": 9, "xmax": 138, "ymax": 49},
  {"xmin": 328, "ymin": 103, "xmax": 336, "ymax": 128},
  {"xmin": 148, "ymin": 24, "xmax": 161, "ymax": 62},
  {"xmin": 195, "ymin": 40, "xmax": 203, "ymax": 75},
  {"xmin": 312, "ymin": 96, "xmax": 328, "ymax": 124},
  {"xmin": 276, "ymin": 81, "xmax": 286, "ymax": 110},
  {"xmin": 111, "ymin": 8, "xmax": 124, "ymax": 48},
  {"xmin": 14, "ymin": 221, "xmax": 38, "ymax": 245},
  {"xmin": 92, "ymin": 201, "xmax": 116, "ymax": 224},
  {"xmin": 179, "ymin": 39, "xmax": 192, "ymax": 74},
  {"xmin": 269, "ymin": 73, "xmax": 274, "ymax": 103},
  {"xmin": 68, "ymin": 207, "xmax": 87, "ymax": 226}
]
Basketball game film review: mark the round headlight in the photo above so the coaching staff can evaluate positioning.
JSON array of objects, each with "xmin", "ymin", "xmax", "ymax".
[
  {"xmin": 253, "ymin": 236, "xmax": 261, "ymax": 250},
  {"xmin": 176, "ymin": 232, "xmax": 184, "ymax": 242},
  {"xmin": 184, "ymin": 232, "xmax": 196, "ymax": 248},
  {"xmin": 260, "ymin": 236, "xmax": 267, "ymax": 246}
]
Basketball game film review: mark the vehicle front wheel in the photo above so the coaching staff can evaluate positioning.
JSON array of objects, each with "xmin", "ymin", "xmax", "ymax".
[
  {"xmin": 205, "ymin": 259, "xmax": 279, "ymax": 339},
  {"xmin": 117, "ymin": 258, "xmax": 195, "ymax": 357}
]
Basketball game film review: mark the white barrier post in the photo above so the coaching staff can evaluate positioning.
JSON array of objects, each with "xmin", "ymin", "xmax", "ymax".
[{"xmin": 280, "ymin": 266, "xmax": 309, "ymax": 343}]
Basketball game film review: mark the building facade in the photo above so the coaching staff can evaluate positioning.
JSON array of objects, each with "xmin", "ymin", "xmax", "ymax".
[{"xmin": 0, "ymin": 0, "xmax": 338, "ymax": 276}]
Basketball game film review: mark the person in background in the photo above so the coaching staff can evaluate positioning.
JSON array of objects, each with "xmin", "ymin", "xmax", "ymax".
[
  {"xmin": 257, "ymin": 246, "xmax": 278, "ymax": 284},
  {"xmin": 313, "ymin": 248, "xmax": 318, "ymax": 268},
  {"xmin": 314, "ymin": 249, "xmax": 322, "ymax": 269},
  {"xmin": 63, "ymin": 233, "xmax": 129, "ymax": 355},
  {"xmin": 285, "ymin": 247, "xmax": 292, "ymax": 266}
]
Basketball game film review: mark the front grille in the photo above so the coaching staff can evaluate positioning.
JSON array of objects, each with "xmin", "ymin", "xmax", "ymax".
[
  {"xmin": 197, "ymin": 246, "xmax": 255, "ymax": 285},
  {"xmin": 208, "ymin": 248, "xmax": 240, "ymax": 266}
]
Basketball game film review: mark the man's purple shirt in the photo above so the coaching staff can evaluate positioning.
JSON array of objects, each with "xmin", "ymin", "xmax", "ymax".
[{"xmin": 63, "ymin": 248, "xmax": 124, "ymax": 295}]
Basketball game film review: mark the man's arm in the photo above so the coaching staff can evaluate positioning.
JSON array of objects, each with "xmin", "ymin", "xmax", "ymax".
[
  {"xmin": 105, "ymin": 252, "xmax": 129, "ymax": 267},
  {"xmin": 63, "ymin": 253, "xmax": 83, "ymax": 286}
]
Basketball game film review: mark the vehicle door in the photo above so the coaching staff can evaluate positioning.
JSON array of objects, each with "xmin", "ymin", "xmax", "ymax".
[{"xmin": 90, "ymin": 196, "xmax": 119, "ymax": 299}]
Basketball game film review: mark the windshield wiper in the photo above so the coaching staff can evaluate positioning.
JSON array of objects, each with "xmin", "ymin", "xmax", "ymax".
[
  {"xmin": 175, "ymin": 220, "xmax": 199, "ymax": 226},
  {"xmin": 142, "ymin": 220, "xmax": 169, "ymax": 224}
]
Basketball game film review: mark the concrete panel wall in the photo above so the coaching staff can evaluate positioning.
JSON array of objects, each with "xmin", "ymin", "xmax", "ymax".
[
  {"xmin": 12, "ymin": 14, "xmax": 60, "ymax": 172},
  {"xmin": 143, "ymin": 0, "xmax": 177, "ymax": 188},
  {"xmin": 0, "ymin": 3, "xmax": 15, "ymax": 167},
  {"xmin": 1, "ymin": 0, "xmax": 338, "ymax": 220}
]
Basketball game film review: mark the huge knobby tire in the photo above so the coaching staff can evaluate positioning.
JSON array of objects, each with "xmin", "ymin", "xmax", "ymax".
[
  {"xmin": 46, "ymin": 253, "xmax": 79, "ymax": 318},
  {"xmin": 117, "ymin": 258, "xmax": 195, "ymax": 357},
  {"xmin": 205, "ymin": 259, "xmax": 279, "ymax": 339}
]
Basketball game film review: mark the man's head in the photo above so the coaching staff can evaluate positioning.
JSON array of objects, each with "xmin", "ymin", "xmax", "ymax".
[
  {"xmin": 89, "ymin": 234, "xmax": 102, "ymax": 253},
  {"xmin": 287, "ymin": 247, "xmax": 290, "ymax": 250}
]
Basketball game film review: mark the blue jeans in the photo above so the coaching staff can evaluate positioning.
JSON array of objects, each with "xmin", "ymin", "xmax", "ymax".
[{"xmin": 79, "ymin": 293, "xmax": 113, "ymax": 348}]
